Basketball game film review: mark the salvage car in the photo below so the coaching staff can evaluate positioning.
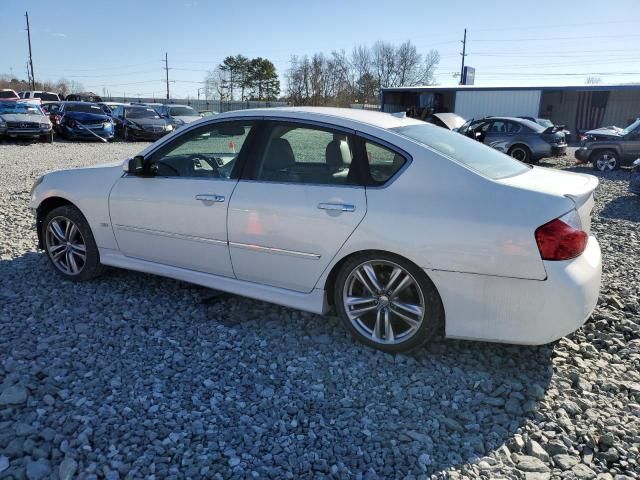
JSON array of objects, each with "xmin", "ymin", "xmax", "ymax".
[
  {"xmin": 111, "ymin": 105, "xmax": 173, "ymax": 141},
  {"xmin": 30, "ymin": 107, "xmax": 601, "ymax": 352},
  {"xmin": 156, "ymin": 104, "xmax": 202, "ymax": 129},
  {"xmin": 458, "ymin": 116, "xmax": 567, "ymax": 163},
  {"xmin": 575, "ymin": 118, "xmax": 640, "ymax": 171},
  {"xmin": 52, "ymin": 102, "xmax": 114, "ymax": 141},
  {"xmin": 0, "ymin": 100, "xmax": 53, "ymax": 142},
  {"xmin": 18, "ymin": 91, "xmax": 61, "ymax": 102},
  {"xmin": 629, "ymin": 159, "xmax": 640, "ymax": 195},
  {"xmin": 97, "ymin": 102, "xmax": 126, "ymax": 116}
]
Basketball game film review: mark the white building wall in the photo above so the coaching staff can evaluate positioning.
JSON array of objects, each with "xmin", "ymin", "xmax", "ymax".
[{"xmin": 455, "ymin": 90, "xmax": 541, "ymax": 119}]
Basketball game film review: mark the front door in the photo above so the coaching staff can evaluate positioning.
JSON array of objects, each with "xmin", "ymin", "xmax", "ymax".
[
  {"xmin": 622, "ymin": 128, "xmax": 640, "ymax": 162},
  {"xmin": 227, "ymin": 121, "xmax": 367, "ymax": 292},
  {"xmin": 109, "ymin": 120, "xmax": 255, "ymax": 277}
]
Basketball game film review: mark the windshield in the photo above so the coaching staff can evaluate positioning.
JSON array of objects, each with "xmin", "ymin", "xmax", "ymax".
[
  {"xmin": 169, "ymin": 106, "xmax": 198, "ymax": 116},
  {"xmin": 125, "ymin": 107, "xmax": 160, "ymax": 119},
  {"xmin": 392, "ymin": 124, "xmax": 530, "ymax": 180},
  {"xmin": 537, "ymin": 119, "xmax": 554, "ymax": 128},
  {"xmin": 622, "ymin": 118, "xmax": 640, "ymax": 135},
  {"xmin": 0, "ymin": 102, "xmax": 44, "ymax": 116},
  {"xmin": 65, "ymin": 103, "xmax": 104, "ymax": 114}
]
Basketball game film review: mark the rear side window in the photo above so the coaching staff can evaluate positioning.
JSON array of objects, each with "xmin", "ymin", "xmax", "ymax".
[
  {"xmin": 392, "ymin": 124, "xmax": 530, "ymax": 180},
  {"xmin": 364, "ymin": 140, "xmax": 406, "ymax": 184}
]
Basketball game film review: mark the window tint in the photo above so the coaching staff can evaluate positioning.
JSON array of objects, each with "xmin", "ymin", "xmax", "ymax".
[
  {"xmin": 364, "ymin": 141, "xmax": 406, "ymax": 184},
  {"xmin": 255, "ymin": 124, "xmax": 355, "ymax": 185},
  {"xmin": 392, "ymin": 124, "xmax": 530, "ymax": 180},
  {"xmin": 148, "ymin": 122, "xmax": 253, "ymax": 179}
]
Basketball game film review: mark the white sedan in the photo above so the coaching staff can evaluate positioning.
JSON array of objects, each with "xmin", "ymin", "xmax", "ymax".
[{"xmin": 30, "ymin": 107, "xmax": 602, "ymax": 353}]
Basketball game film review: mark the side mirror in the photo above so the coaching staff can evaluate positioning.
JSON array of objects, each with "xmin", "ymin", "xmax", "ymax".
[{"xmin": 124, "ymin": 155, "xmax": 145, "ymax": 175}]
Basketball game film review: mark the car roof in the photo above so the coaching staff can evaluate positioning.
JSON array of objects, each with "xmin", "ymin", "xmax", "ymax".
[{"xmin": 215, "ymin": 106, "xmax": 426, "ymax": 130}]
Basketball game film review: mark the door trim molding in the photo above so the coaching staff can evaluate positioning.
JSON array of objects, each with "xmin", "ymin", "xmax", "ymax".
[
  {"xmin": 229, "ymin": 241, "xmax": 321, "ymax": 259},
  {"xmin": 115, "ymin": 224, "xmax": 227, "ymax": 246}
]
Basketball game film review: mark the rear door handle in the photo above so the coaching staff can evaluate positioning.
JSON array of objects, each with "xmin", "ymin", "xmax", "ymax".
[
  {"xmin": 195, "ymin": 194, "xmax": 225, "ymax": 202},
  {"xmin": 318, "ymin": 202, "xmax": 355, "ymax": 212}
]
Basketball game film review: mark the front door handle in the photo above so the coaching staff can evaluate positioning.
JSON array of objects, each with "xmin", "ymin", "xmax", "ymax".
[
  {"xmin": 318, "ymin": 202, "xmax": 355, "ymax": 212},
  {"xmin": 195, "ymin": 194, "xmax": 225, "ymax": 203}
]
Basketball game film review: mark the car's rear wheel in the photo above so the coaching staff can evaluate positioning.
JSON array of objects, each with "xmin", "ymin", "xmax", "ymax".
[
  {"xmin": 43, "ymin": 205, "xmax": 105, "ymax": 281},
  {"xmin": 508, "ymin": 144, "xmax": 531, "ymax": 163},
  {"xmin": 334, "ymin": 253, "xmax": 443, "ymax": 353},
  {"xmin": 591, "ymin": 149, "xmax": 619, "ymax": 171}
]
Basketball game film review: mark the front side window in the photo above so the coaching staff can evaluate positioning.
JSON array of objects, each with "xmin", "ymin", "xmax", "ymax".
[
  {"xmin": 254, "ymin": 123, "xmax": 355, "ymax": 185},
  {"xmin": 393, "ymin": 123, "xmax": 530, "ymax": 180},
  {"xmin": 148, "ymin": 122, "xmax": 253, "ymax": 179}
]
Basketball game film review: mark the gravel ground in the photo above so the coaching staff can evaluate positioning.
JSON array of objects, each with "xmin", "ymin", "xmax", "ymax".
[{"xmin": 0, "ymin": 141, "xmax": 639, "ymax": 480}]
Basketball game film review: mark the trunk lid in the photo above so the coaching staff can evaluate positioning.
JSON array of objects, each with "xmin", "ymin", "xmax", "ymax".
[{"xmin": 497, "ymin": 166, "xmax": 598, "ymax": 233}]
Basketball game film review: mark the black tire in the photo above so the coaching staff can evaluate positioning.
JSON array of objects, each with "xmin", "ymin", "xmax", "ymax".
[
  {"xmin": 590, "ymin": 149, "xmax": 619, "ymax": 172},
  {"xmin": 42, "ymin": 205, "xmax": 105, "ymax": 282},
  {"xmin": 333, "ymin": 252, "xmax": 444, "ymax": 353},
  {"xmin": 508, "ymin": 144, "xmax": 531, "ymax": 163},
  {"xmin": 41, "ymin": 132, "xmax": 53, "ymax": 143}
]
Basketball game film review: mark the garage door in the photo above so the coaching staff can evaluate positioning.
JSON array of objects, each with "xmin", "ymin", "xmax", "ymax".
[{"xmin": 455, "ymin": 90, "xmax": 541, "ymax": 120}]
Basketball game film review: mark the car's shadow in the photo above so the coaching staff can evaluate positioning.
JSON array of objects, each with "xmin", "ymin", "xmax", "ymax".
[
  {"xmin": 1, "ymin": 251, "xmax": 554, "ymax": 477},
  {"xmin": 600, "ymin": 194, "xmax": 640, "ymax": 222}
]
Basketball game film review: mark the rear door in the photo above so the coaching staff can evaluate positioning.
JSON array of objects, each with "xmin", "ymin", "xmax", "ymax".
[
  {"xmin": 227, "ymin": 120, "xmax": 366, "ymax": 292},
  {"xmin": 621, "ymin": 128, "xmax": 640, "ymax": 161}
]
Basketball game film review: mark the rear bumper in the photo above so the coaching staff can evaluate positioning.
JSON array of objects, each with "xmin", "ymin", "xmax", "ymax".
[
  {"xmin": 429, "ymin": 236, "xmax": 602, "ymax": 345},
  {"xmin": 551, "ymin": 145, "xmax": 567, "ymax": 156}
]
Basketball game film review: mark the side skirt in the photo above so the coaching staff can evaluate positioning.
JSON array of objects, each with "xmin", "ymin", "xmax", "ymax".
[{"xmin": 99, "ymin": 249, "xmax": 329, "ymax": 315}]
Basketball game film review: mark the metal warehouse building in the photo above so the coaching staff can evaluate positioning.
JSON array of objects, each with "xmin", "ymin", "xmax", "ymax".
[{"xmin": 381, "ymin": 84, "xmax": 640, "ymax": 136}]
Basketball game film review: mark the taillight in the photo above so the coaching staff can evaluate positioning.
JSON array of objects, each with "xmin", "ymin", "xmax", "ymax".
[{"xmin": 535, "ymin": 213, "xmax": 588, "ymax": 261}]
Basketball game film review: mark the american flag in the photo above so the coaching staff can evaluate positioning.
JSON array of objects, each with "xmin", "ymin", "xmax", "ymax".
[{"xmin": 575, "ymin": 91, "xmax": 609, "ymax": 132}]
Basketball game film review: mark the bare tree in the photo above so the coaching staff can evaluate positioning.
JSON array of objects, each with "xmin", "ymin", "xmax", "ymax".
[{"xmin": 204, "ymin": 67, "xmax": 227, "ymax": 100}]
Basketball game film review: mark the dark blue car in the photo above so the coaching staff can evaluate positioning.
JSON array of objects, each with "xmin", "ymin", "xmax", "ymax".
[{"xmin": 53, "ymin": 102, "xmax": 114, "ymax": 141}]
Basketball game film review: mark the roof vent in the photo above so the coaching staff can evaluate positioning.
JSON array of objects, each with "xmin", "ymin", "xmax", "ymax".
[{"xmin": 391, "ymin": 111, "xmax": 406, "ymax": 119}]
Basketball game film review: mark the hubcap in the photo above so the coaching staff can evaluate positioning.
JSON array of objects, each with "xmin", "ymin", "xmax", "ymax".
[
  {"xmin": 343, "ymin": 260, "xmax": 425, "ymax": 345},
  {"xmin": 596, "ymin": 154, "xmax": 616, "ymax": 171},
  {"xmin": 45, "ymin": 216, "xmax": 86, "ymax": 275}
]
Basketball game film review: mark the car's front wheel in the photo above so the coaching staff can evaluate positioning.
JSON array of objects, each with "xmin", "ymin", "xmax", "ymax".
[
  {"xmin": 591, "ymin": 149, "xmax": 619, "ymax": 171},
  {"xmin": 43, "ymin": 205, "xmax": 105, "ymax": 281},
  {"xmin": 334, "ymin": 253, "xmax": 443, "ymax": 353}
]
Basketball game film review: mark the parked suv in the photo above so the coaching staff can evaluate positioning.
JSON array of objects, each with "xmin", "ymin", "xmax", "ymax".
[
  {"xmin": 0, "ymin": 100, "xmax": 53, "ymax": 142},
  {"xmin": 575, "ymin": 117, "xmax": 640, "ymax": 171},
  {"xmin": 458, "ymin": 116, "xmax": 567, "ymax": 163},
  {"xmin": 155, "ymin": 104, "xmax": 202, "ymax": 129}
]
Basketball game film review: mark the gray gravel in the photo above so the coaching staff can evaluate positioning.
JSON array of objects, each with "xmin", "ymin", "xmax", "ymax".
[{"xmin": 1, "ymin": 142, "xmax": 639, "ymax": 479}]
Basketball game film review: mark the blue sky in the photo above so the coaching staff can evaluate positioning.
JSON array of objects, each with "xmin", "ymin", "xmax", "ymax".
[{"xmin": 1, "ymin": 0, "xmax": 639, "ymax": 99}]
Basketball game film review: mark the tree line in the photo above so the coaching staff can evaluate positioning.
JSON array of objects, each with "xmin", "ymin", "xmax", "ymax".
[{"xmin": 203, "ymin": 40, "xmax": 439, "ymax": 106}]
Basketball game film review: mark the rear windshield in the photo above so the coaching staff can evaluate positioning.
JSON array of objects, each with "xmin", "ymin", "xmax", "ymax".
[
  {"xmin": 34, "ymin": 92, "xmax": 59, "ymax": 101},
  {"xmin": 169, "ymin": 106, "xmax": 198, "ymax": 116},
  {"xmin": 65, "ymin": 103, "xmax": 104, "ymax": 114},
  {"xmin": 0, "ymin": 91, "xmax": 17, "ymax": 99},
  {"xmin": 392, "ymin": 124, "xmax": 530, "ymax": 180}
]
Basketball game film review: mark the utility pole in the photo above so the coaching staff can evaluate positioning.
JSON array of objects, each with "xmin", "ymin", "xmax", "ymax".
[
  {"xmin": 164, "ymin": 52, "xmax": 170, "ymax": 100},
  {"xmin": 459, "ymin": 28, "xmax": 467, "ymax": 85},
  {"xmin": 25, "ymin": 11, "xmax": 35, "ymax": 89}
]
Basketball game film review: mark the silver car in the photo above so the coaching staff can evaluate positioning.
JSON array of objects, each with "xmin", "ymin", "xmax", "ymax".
[{"xmin": 458, "ymin": 116, "xmax": 567, "ymax": 163}]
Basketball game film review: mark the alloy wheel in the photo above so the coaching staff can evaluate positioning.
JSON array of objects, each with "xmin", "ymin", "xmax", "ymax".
[
  {"xmin": 342, "ymin": 260, "xmax": 425, "ymax": 345},
  {"xmin": 45, "ymin": 216, "xmax": 87, "ymax": 275},
  {"xmin": 596, "ymin": 153, "xmax": 617, "ymax": 171}
]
